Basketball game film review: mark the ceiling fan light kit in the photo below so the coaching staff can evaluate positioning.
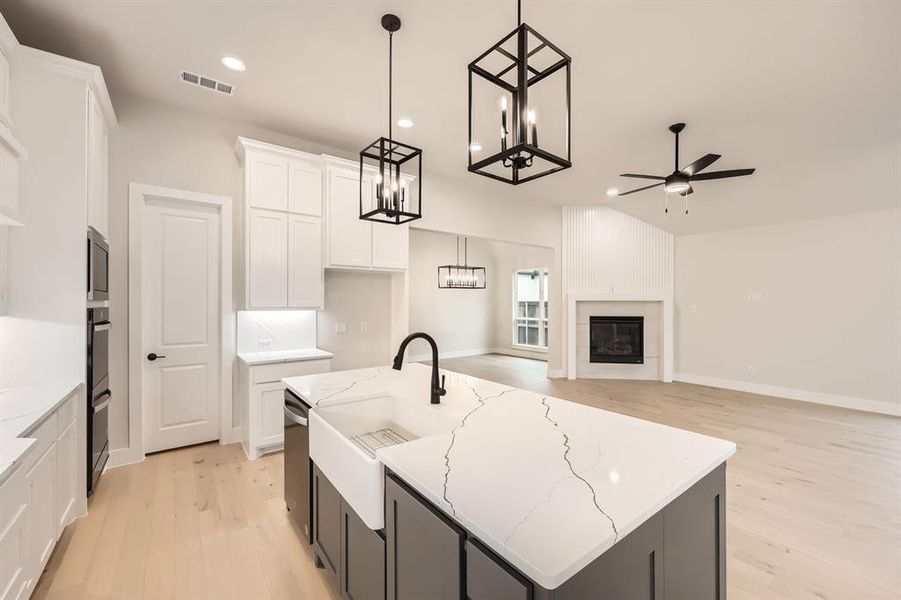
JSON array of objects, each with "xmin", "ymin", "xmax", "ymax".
[
  {"xmin": 467, "ymin": 0, "xmax": 572, "ymax": 185},
  {"xmin": 359, "ymin": 14, "xmax": 423, "ymax": 225},
  {"xmin": 616, "ymin": 122, "xmax": 755, "ymax": 214}
]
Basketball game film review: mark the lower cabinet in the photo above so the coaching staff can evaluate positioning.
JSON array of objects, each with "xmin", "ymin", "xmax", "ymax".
[
  {"xmin": 24, "ymin": 443, "xmax": 56, "ymax": 572},
  {"xmin": 385, "ymin": 473, "xmax": 463, "ymax": 600},
  {"xmin": 54, "ymin": 419, "xmax": 78, "ymax": 534},
  {"xmin": 312, "ymin": 464, "xmax": 341, "ymax": 585},
  {"xmin": 0, "ymin": 473, "xmax": 30, "ymax": 600},
  {"xmin": 340, "ymin": 496, "xmax": 385, "ymax": 600},
  {"xmin": 466, "ymin": 539, "xmax": 533, "ymax": 600}
]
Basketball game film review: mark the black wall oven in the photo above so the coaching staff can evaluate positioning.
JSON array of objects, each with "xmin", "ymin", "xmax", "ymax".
[
  {"xmin": 87, "ymin": 307, "xmax": 111, "ymax": 495},
  {"xmin": 87, "ymin": 226, "xmax": 109, "ymax": 301}
]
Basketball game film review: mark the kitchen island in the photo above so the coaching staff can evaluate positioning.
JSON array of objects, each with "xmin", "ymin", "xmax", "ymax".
[{"xmin": 284, "ymin": 363, "xmax": 735, "ymax": 599}]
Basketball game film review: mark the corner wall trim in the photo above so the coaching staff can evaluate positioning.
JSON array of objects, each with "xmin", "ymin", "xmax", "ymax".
[{"xmin": 674, "ymin": 372, "xmax": 901, "ymax": 417}]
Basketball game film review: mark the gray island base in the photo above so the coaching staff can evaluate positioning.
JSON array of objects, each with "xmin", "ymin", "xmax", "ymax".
[{"xmin": 310, "ymin": 462, "xmax": 725, "ymax": 600}]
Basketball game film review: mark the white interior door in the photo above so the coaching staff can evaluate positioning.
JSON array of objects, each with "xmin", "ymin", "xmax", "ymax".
[{"xmin": 142, "ymin": 198, "xmax": 221, "ymax": 453}]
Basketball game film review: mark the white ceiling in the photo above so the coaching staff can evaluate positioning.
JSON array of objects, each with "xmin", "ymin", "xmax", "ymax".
[{"xmin": 4, "ymin": 0, "xmax": 899, "ymax": 235}]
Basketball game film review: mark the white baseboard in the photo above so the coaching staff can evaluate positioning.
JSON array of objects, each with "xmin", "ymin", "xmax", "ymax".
[
  {"xmin": 106, "ymin": 446, "xmax": 144, "ymax": 469},
  {"xmin": 546, "ymin": 368, "xmax": 565, "ymax": 379},
  {"xmin": 409, "ymin": 348, "xmax": 493, "ymax": 363},
  {"xmin": 674, "ymin": 372, "xmax": 900, "ymax": 417},
  {"xmin": 490, "ymin": 347, "xmax": 549, "ymax": 362},
  {"xmin": 220, "ymin": 426, "xmax": 242, "ymax": 445}
]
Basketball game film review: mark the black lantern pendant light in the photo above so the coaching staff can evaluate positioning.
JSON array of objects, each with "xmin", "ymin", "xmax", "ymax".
[
  {"xmin": 360, "ymin": 14, "xmax": 423, "ymax": 225},
  {"xmin": 438, "ymin": 237, "xmax": 487, "ymax": 289},
  {"xmin": 467, "ymin": 0, "xmax": 571, "ymax": 185}
]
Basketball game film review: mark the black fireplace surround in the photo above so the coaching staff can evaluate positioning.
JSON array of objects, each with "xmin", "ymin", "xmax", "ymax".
[{"xmin": 589, "ymin": 316, "xmax": 644, "ymax": 364}]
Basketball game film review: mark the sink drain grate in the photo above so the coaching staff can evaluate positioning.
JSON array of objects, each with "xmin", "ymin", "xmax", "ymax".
[{"xmin": 351, "ymin": 428, "xmax": 410, "ymax": 457}]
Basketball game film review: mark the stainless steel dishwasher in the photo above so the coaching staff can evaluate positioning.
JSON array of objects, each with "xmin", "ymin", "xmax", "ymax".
[{"xmin": 284, "ymin": 389, "xmax": 312, "ymax": 543}]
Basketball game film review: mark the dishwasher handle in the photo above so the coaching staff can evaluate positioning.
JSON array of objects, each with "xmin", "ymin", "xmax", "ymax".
[{"xmin": 284, "ymin": 403, "xmax": 308, "ymax": 427}]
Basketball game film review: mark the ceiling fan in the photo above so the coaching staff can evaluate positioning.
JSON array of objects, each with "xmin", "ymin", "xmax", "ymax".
[{"xmin": 614, "ymin": 123, "xmax": 755, "ymax": 213}]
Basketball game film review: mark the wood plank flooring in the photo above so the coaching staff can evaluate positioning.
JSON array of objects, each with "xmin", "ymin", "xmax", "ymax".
[{"xmin": 33, "ymin": 354, "xmax": 900, "ymax": 599}]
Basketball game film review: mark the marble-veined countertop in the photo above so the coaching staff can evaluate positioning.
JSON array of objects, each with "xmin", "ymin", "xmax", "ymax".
[{"xmin": 284, "ymin": 363, "xmax": 735, "ymax": 589}]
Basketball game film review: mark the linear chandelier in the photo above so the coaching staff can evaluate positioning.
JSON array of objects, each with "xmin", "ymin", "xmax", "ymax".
[
  {"xmin": 438, "ymin": 237, "xmax": 486, "ymax": 289},
  {"xmin": 359, "ymin": 14, "xmax": 423, "ymax": 225},
  {"xmin": 467, "ymin": 0, "xmax": 572, "ymax": 185}
]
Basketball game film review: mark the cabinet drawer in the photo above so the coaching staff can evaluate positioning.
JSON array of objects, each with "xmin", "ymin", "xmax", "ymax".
[
  {"xmin": 466, "ymin": 539, "xmax": 532, "ymax": 600},
  {"xmin": 18, "ymin": 415, "xmax": 57, "ymax": 474},
  {"xmin": 55, "ymin": 393, "xmax": 76, "ymax": 437},
  {"xmin": 250, "ymin": 358, "xmax": 332, "ymax": 384},
  {"xmin": 0, "ymin": 471, "xmax": 27, "ymax": 540}
]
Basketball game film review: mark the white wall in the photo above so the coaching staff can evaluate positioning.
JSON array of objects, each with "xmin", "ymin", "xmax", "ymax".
[
  {"xmin": 675, "ymin": 208, "xmax": 901, "ymax": 415},
  {"xmin": 317, "ymin": 270, "xmax": 393, "ymax": 372},
  {"xmin": 408, "ymin": 230, "xmax": 496, "ymax": 359}
]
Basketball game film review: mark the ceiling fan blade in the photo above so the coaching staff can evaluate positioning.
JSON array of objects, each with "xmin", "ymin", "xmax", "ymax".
[
  {"xmin": 681, "ymin": 153, "xmax": 721, "ymax": 176},
  {"xmin": 620, "ymin": 173, "xmax": 666, "ymax": 180},
  {"xmin": 616, "ymin": 182, "xmax": 664, "ymax": 196},
  {"xmin": 690, "ymin": 168, "xmax": 756, "ymax": 181}
]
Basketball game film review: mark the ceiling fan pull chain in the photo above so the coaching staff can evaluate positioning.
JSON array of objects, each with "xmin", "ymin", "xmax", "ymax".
[
  {"xmin": 665, "ymin": 192, "xmax": 669, "ymax": 214},
  {"xmin": 684, "ymin": 194, "xmax": 689, "ymax": 215}
]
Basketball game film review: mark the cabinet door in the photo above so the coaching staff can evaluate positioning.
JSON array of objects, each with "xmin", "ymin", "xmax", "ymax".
[
  {"xmin": 288, "ymin": 159, "xmax": 322, "ymax": 216},
  {"xmin": 25, "ymin": 443, "xmax": 56, "ymax": 577},
  {"xmin": 287, "ymin": 215, "xmax": 323, "ymax": 309},
  {"xmin": 0, "ymin": 225, "xmax": 8, "ymax": 315},
  {"xmin": 0, "ymin": 476, "xmax": 30, "ymax": 600},
  {"xmin": 371, "ymin": 220, "xmax": 409, "ymax": 271},
  {"xmin": 55, "ymin": 419, "xmax": 78, "ymax": 534},
  {"xmin": 255, "ymin": 383, "xmax": 285, "ymax": 449},
  {"xmin": 466, "ymin": 539, "xmax": 532, "ymax": 600},
  {"xmin": 327, "ymin": 167, "xmax": 372, "ymax": 268},
  {"xmin": 340, "ymin": 498, "xmax": 385, "ymax": 600},
  {"xmin": 313, "ymin": 464, "xmax": 341, "ymax": 587},
  {"xmin": 0, "ymin": 142, "xmax": 20, "ymax": 225},
  {"xmin": 248, "ymin": 209, "xmax": 288, "ymax": 308},
  {"xmin": 249, "ymin": 153, "xmax": 289, "ymax": 211},
  {"xmin": 385, "ymin": 473, "xmax": 463, "ymax": 600}
]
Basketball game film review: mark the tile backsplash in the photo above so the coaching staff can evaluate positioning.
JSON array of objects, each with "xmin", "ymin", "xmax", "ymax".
[{"xmin": 236, "ymin": 310, "xmax": 317, "ymax": 353}]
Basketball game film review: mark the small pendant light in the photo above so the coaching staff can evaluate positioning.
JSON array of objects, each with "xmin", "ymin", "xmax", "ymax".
[
  {"xmin": 438, "ymin": 237, "xmax": 487, "ymax": 289},
  {"xmin": 360, "ymin": 14, "xmax": 423, "ymax": 225}
]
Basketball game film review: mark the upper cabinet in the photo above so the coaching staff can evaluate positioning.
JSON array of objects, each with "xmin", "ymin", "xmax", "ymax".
[
  {"xmin": 86, "ymin": 89, "xmax": 109, "ymax": 238},
  {"xmin": 0, "ymin": 19, "xmax": 27, "ymax": 228},
  {"xmin": 237, "ymin": 138, "xmax": 325, "ymax": 310},
  {"xmin": 324, "ymin": 159, "xmax": 409, "ymax": 272}
]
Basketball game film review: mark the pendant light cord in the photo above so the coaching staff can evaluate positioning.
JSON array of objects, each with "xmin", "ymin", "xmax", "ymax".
[
  {"xmin": 517, "ymin": 0, "xmax": 522, "ymax": 25},
  {"xmin": 388, "ymin": 31, "xmax": 393, "ymax": 143}
]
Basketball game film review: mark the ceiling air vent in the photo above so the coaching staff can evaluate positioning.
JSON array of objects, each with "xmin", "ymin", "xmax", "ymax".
[{"xmin": 179, "ymin": 70, "xmax": 235, "ymax": 96}]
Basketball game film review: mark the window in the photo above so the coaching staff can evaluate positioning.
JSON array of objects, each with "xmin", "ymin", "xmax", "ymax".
[{"xmin": 513, "ymin": 269, "xmax": 549, "ymax": 350}]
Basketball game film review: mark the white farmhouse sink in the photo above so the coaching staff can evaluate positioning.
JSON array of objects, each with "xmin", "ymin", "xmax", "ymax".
[{"xmin": 309, "ymin": 394, "xmax": 457, "ymax": 530}]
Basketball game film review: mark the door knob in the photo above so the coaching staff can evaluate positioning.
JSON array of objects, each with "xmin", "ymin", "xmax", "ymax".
[{"xmin": 147, "ymin": 353, "xmax": 166, "ymax": 361}]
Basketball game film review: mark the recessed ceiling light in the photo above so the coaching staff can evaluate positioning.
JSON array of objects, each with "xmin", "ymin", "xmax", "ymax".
[
  {"xmin": 469, "ymin": 143, "xmax": 482, "ymax": 152},
  {"xmin": 397, "ymin": 117, "xmax": 414, "ymax": 128},
  {"xmin": 221, "ymin": 56, "xmax": 246, "ymax": 72},
  {"xmin": 606, "ymin": 187, "xmax": 619, "ymax": 197}
]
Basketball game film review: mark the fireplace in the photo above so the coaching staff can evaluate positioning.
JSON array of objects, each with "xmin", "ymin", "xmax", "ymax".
[{"xmin": 589, "ymin": 316, "xmax": 644, "ymax": 364}]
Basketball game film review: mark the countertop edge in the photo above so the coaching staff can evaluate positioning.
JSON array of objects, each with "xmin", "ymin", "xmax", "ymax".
[{"xmin": 237, "ymin": 349, "xmax": 335, "ymax": 366}]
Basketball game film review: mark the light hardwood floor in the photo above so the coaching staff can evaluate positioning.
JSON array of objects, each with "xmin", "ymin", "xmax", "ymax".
[{"xmin": 34, "ymin": 354, "xmax": 900, "ymax": 599}]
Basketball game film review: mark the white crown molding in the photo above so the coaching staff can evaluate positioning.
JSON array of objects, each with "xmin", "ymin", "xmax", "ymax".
[
  {"xmin": 674, "ymin": 372, "xmax": 901, "ymax": 417},
  {"xmin": 234, "ymin": 136, "xmax": 322, "ymax": 163},
  {"xmin": 15, "ymin": 45, "xmax": 117, "ymax": 127},
  {"xmin": 0, "ymin": 12, "xmax": 18, "ymax": 56}
]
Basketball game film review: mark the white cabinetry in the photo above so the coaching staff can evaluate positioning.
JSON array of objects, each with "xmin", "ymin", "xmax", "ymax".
[
  {"xmin": 0, "ymin": 24, "xmax": 27, "ymax": 229},
  {"xmin": 237, "ymin": 357, "xmax": 332, "ymax": 460},
  {"xmin": 86, "ymin": 89, "xmax": 109, "ymax": 238},
  {"xmin": 324, "ymin": 161, "xmax": 409, "ymax": 272},
  {"xmin": 238, "ymin": 138, "xmax": 324, "ymax": 310},
  {"xmin": 0, "ymin": 389, "xmax": 83, "ymax": 599}
]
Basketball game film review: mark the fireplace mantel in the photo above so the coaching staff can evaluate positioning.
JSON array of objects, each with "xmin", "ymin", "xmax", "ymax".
[{"xmin": 566, "ymin": 293, "xmax": 674, "ymax": 381}]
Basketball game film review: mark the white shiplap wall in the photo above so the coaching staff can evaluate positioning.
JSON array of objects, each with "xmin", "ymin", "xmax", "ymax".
[
  {"xmin": 562, "ymin": 205, "xmax": 672, "ymax": 296},
  {"xmin": 562, "ymin": 205, "xmax": 674, "ymax": 380}
]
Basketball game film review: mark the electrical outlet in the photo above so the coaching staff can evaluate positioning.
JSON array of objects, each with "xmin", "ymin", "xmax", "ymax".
[
  {"xmin": 747, "ymin": 291, "xmax": 763, "ymax": 302},
  {"xmin": 690, "ymin": 304, "xmax": 698, "ymax": 314},
  {"xmin": 748, "ymin": 365, "xmax": 757, "ymax": 375},
  {"xmin": 360, "ymin": 321, "xmax": 368, "ymax": 332},
  {"xmin": 334, "ymin": 322, "xmax": 346, "ymax": 334},
  {"xmin": 258, "ymin": 338, "xmax": 273, "ymax": 348}
]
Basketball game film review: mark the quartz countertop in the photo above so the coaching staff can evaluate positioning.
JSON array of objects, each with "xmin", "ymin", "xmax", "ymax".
[
  {"xmin": 237, "ymin": 348, "xmax": 334, "ymax": 366},
  {"xmin": 0, "ymin": 381, "xmax": 82, "ymax": 484},
  {"xmin": 284, "ymin": 364, "xmax": 736, "ymax": 590}
]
